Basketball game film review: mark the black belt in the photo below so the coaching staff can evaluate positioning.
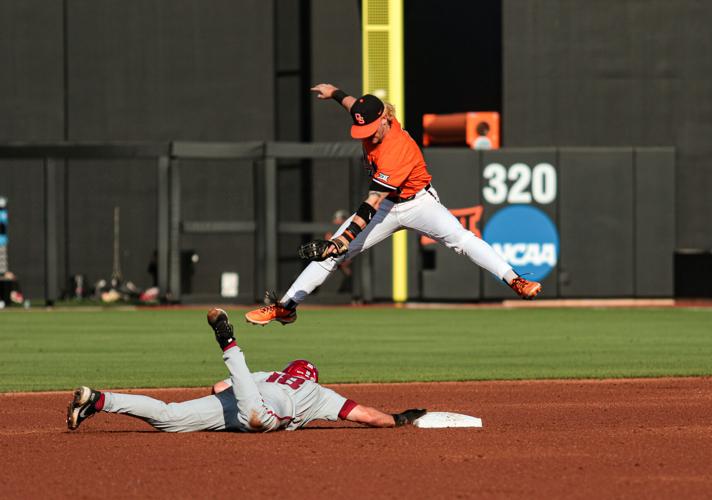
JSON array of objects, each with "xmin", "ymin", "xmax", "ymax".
[{"xmin": 389, "ymin": 183, "xmax": 432, "ymax": 203}]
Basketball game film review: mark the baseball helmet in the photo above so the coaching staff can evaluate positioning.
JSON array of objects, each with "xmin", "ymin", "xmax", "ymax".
[{"xmin": 283, "ymin": 359, "xmax": 319, "ymax": 383}]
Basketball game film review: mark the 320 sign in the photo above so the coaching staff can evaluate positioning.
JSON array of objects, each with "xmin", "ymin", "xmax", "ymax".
[{"xmin": 482, "ymin": 163, "xmax": 557, "ymax": 205}]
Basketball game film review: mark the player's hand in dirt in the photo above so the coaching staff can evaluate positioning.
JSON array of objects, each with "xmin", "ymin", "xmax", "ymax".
[{"xmin": 392, "ymin": 409, "xmax": 427, "ymax": 426}]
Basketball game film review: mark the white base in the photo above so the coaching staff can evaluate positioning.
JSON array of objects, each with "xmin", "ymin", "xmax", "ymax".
[{"xmin": 413, "ymin": 412, "xmax": 483, "ymax": 428}]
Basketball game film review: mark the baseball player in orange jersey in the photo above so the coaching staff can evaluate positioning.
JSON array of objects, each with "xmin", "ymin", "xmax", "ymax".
[
  {"xmin": 67, "ymin": 308, "xmax": 425, "ymax": 432},
  {"xmin": 245, "ymin": 84, "xmax": 541, "ymax": 326}
]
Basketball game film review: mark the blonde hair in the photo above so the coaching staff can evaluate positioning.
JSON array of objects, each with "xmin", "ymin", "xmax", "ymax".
[{"xmin": 383, "ymin": 101, "xmax": 396, "ymax": 121}]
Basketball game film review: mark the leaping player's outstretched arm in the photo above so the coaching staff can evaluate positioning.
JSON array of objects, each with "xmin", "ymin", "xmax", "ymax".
[
  {"xmin": 311, "ymin": 83, "xmax": 356, "ymax": 111},
  {"xmin": 344, "ymin": 404, "xmax": 426, "ymax": 428},
  {"xmin": 294, "ymin": 82, "xmax": 391, "ymax": 262}
]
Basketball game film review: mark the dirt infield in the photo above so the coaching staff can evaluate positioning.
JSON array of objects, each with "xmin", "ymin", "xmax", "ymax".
[{"xmin": 2, "ymin": 378, "xmax": 711, "ymax": 499}]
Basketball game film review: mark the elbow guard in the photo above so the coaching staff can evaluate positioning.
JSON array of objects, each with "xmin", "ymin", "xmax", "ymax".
[{"xmin": 356, "ymin": 201, "xmax": 377, "ymax": 223}]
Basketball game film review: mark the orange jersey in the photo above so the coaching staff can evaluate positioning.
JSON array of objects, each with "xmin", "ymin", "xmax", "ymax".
[{"xmin": 363, "ymin": 119, "xmax": 432, "ymax": 199}]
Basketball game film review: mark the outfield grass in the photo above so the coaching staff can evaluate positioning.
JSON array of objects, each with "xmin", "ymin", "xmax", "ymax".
[{"xmin": 0, "ymin": 306, "xmax": 711, "ymax": 391}]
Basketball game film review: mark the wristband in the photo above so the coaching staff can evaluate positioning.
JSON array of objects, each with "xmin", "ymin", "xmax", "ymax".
[
  {"xmin": 341, "ymin": 221, "xmax": 362, "ymax": 242},
  {"xmin": 332, "ymin": 89, "xmax": 348, "ymax": 105}
]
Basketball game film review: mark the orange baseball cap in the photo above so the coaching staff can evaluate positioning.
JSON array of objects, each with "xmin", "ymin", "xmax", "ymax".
[{"xmin": 350, "ymin": 95, "xmax": 385, "ymax": 139}]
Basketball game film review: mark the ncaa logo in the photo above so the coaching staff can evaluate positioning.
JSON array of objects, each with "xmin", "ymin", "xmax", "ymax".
[
  {"xmin": 483, "ymin": 205, "xmax": 559, "ymax": 281},
  {"xmin": 0, "ymin": 205, "xmax": 7, "ymax": 247}
]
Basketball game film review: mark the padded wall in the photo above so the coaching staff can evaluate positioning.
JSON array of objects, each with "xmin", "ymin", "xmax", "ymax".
[
  {"xmin": 558, "ymin": 149, "xmax": 635, "ymax": 297},
  {"xmin": 503, "ymin": 0, "xmax": 712, "ymax": 249},
  {"xmin": 481, "ymin": 149, "xmax": 559, "ymax": 299},
  {"xmin": 420, "ymin": 149, "xmax": 482, "ymax": 300},
  {"xmin": 0, "ymin": 1, "xmax": 64, "ymax": 298}
]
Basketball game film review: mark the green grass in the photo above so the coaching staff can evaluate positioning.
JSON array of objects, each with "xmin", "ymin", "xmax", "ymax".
[{"xmin": 1, "ymin": 307, "xmax": 711, "ymax": 391}]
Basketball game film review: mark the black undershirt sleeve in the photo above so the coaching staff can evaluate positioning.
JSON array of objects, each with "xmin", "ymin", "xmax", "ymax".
[{"xmin": 369, "ymin": 179, "xmax": 396, "ymax": 192}]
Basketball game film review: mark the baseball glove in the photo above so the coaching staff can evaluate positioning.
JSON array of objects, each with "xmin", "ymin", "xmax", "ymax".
[
  {"xmin": 392, "ymin": 408, "xmax": 427, "ymax": 427},
  {"xmin": 298, "ymin": 238, "xmax": 348, "ymax": 262}
]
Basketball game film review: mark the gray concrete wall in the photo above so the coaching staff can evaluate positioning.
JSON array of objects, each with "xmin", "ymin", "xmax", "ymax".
[{"xmin": 503, "ymin": 0, "xmax": 712, "ymax": 249}]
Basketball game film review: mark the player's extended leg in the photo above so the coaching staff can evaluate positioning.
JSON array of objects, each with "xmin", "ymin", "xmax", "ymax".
[
  {"xmin": 402, "ymin": 189, "xmax": 541, "ymax": 299},
  {"xmin": 105, "ymin": 392, "xmax": 231, "ymax": 432},
  {"xmin": 67, "ymin": 385, "xmax": 232, "ymax": 432},
  {"xmin": 92, "ymin": 309, "xmax": 249, "ymax": 432},
  {"xmin": 65, "ymin": 310, "xmax": 272, "ymax": 433},
  {"xmin": 245, "ymin": 202, "xmax": 401, "ymax": 325},
  {"xmin": 282, "ymin": 203, "xmax": 400, "ymax": 304},
  {"xmin": 66, "ymin": 310, "xmax": 237, "ymax": 433},
  {"xmin": 209, "ymin": 308, "xmax": 283, "ymax": 431},
  {"xmin": 221, "ymin": 345, "xmax": 283, "ymax": 432}
]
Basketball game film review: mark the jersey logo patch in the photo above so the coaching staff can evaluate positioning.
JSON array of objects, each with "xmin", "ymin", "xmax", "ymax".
[{"xmin": 376, "ymin": 172, "xmax": 390, "ymax": 182}]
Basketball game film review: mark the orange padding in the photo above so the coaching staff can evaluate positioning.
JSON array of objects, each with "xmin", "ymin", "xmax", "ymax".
[
  {"xmin": 423, "ymin": 112, "xmax": 500, "ymax": 149},
  {"xmin": 422, "ymin": 113, "xmax": 467, "ymax": 146}
]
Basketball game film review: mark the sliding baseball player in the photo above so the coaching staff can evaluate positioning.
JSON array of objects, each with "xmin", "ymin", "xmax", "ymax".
[{"xmin": 67, "ymin": 308, "xmax": 425, "ymax": 432}]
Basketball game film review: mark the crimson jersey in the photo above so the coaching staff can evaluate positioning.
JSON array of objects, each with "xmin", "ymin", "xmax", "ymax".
[{"xmin": 363, "ymin": 118, "xmax": 432, "ymax": 199}]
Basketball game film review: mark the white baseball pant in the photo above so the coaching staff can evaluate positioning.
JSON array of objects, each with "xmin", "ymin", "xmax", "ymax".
[{"xmin": 282, "ymin": 185, "xmax": 513, "ymax": 304}]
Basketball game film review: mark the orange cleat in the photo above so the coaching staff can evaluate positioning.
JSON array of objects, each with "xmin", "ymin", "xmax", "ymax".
[
  {"xmin": 509, "ymin": 277, "xmax": 542, "ymax": 300},
  {"xmin": 245, "ymin": 303, "xmax": 297, "ymax": 326}
]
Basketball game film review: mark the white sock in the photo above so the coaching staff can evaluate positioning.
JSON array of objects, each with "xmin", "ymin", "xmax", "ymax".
[
  {"xmin": 502, "ymin": 269, "xmax": 518, "ymax": 284},
  {"xmin": 281, "ymin": 260, "xmax": 337, "ymax": 305}
]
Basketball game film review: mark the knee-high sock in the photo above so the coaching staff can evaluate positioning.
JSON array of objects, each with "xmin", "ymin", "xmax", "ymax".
[{"xmin": 281, "ymin": 260, "xmax": 337, "ymax": 305}]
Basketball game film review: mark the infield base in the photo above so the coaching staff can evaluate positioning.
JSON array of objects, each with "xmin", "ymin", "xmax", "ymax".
[{"xmin": 413, "ymin": 411, "xmax": 483, "ymax": 428}]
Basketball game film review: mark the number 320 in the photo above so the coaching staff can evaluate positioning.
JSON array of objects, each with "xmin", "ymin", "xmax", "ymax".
[{"xmin": 482, "ymin": 163, "xmax": 557, "ymax": 205}]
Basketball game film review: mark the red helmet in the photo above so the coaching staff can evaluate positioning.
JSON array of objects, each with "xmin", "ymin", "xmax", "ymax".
[{"xmin": 283, "ymin": 359, "xmax": 319, "ymax": 383}]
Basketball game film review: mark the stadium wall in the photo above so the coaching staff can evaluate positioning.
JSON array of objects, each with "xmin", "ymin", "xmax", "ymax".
[
  {"xmin": 0, "ymin": 1, "xmax": 701, "ymax": 302},
  {"xmin": 0, "ymin": 0, "xmax": 362, "ymax": 301},
  {"xmin": 503, "ymin": 0, "xmax": 712, "ymax": 250}
]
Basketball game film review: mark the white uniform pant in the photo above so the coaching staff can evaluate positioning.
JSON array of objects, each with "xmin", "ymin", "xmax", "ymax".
[
  {"xmin": 102, "ymin": 348, "xmax": 281, "ymax": 433},
  {"xmin": 283, "ymin": 186, "xmax": 512, "ymax": 304}
]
